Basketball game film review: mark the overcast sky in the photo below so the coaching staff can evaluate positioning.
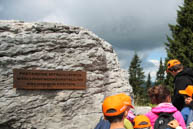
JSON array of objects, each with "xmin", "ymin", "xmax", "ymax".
[{"xmin": 0, "ymin": 0, "xmax": 183, "ymax": 81}]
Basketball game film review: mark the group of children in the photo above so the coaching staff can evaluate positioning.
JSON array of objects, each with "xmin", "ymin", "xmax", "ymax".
[{"xmin": 96, "ymin": 85, "xmax": 193, "ymax": 129}]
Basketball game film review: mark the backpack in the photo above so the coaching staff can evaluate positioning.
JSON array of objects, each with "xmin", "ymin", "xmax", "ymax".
[
  {"xmin": 154, "ymin": 112, "xmax": 175, "ymax": 129},
  {"xmin": 94, "ymin": 116, "xmax": 110, "ymax": 129}
]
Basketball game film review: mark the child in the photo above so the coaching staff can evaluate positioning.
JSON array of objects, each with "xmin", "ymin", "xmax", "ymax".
[
  {"xmin": 94, "ymin": 93, "xmax": 134, "ymax": 129},
  {"xmin": 145, "ymin": 85, "xmax": 186, "ymax": 129},
  {"xmin": 102, "ymin": 94, "xmax": 129, "ymax": 129},
  {"xmin": 133, "ymin": 115, "xmax": 183, "ymax": 129},
  {"xmin": 133, "ymin": 115, "xmax": 152, "ymax": 129},
  {"xmin": 179, "ymin": 85, "xmax": 193, "ymax": 127}
]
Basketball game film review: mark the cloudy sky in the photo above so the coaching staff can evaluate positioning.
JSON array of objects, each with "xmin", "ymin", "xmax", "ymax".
[{"xmin": 0, "ymin": 0, "xmax": 183, "ymax": 81}]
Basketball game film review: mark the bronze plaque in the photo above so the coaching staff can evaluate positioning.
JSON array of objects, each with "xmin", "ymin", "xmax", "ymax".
[{"xmin": 13, "ymin": 69, "xmax": 86, "ymax": 90}]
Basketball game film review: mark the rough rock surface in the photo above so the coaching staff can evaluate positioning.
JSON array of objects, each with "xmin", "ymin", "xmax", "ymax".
[
  {"xmin": 0, "ymin": 20, "xmax": 133, "ymax": 129},
  {"xmin": 133, "ymin": 106, "xmax": 151, "ymax": 115}
]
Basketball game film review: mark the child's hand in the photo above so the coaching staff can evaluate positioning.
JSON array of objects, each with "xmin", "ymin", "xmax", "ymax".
[
  {"xmin": 168, "ymin": 119, "xmax": 179, "ymax": 128},
  {"xmin": 187, "ymin": 121, "xmax": 193, "ymax": 129}
]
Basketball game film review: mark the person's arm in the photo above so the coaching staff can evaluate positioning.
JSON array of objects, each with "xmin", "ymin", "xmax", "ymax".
[
  {"xmin": 181, "ymin": 107, "xmax": 190, "ymax": 124},
  {"xmin": 175, "ymin": 126, "xmax": 183, "ymax": 129},
  {"xmin": 173, "ymin": 111, "xmax": 186, "ymax": 129}
]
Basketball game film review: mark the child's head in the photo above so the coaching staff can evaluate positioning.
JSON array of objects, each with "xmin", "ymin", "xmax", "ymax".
[
  {"xmin": 102, "ymin": 95, "xmax": 128, "ymax": 123},
  {"xmin": 179, "ymin": 85, "xmax": 193, "ymax": 105},
  {"xmin": 148, "ymin": 85, "xmax": 171, "ymax": 104},
  {"xmin": 133, "ymin": 115, "xmax": 151, "ymax": 129},
  {"xmin": 166, "ymin": 59, "xmax": 183, "ymax": 77}
]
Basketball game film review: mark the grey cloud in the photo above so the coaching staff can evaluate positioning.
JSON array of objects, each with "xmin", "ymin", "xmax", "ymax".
[
  {"xmin": 115, "ymin": 46, "xmax": 165, "ymax": 70},
  {"xmin": 0, "ymin": 0, "xmax": 55, "ymax": 21},
  {"xmin": 0, "ymin": 0, "xmax": 182, "ymax": 72},
  {"xmin": 0, "ymin": 0, "xmax": 181, "ymax": 45}
]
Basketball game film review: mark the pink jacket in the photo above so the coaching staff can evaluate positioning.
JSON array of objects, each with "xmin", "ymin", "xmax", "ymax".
[{"xmin": 145, "ymin": 103, "xmax": 186, "ymax": 129}]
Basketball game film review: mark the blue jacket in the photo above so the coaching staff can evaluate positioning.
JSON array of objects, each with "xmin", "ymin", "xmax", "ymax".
[{"xmin": 181, "ymin": 106, "xmax": 191, "ymax": 124}]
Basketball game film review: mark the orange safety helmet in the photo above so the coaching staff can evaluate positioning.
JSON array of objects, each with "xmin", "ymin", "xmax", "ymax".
[
  {"xmin": 114, "ymin": 93, "xmax": 134, "ymax": 108},
  {"xmin": 133, "ymin": 115, "xmax": 151, "ymax": 128},
  {"xmin": 102, "ymin": 95, "xmax": 127, "ymax": 116},
  {"xmin": 166, "ymin": 59, "xmax": 181, "ymax": 72},
  {"xmin": 179, "ymin": 85, "xmax": 193, "ymax": 97}
]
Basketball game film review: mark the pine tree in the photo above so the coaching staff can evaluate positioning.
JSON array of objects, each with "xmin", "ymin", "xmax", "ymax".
[
  {"xmin": 155, "ymin": 58, "xmax": 165, "ymax": 85},
  {"xmin": 146, "ymin": 73, "xmax": 152, "ymax": 90},
  {"xmin": 144, "ymin": 73, "xmax": 152, "ymax": 104},
  {"xmin": 128, "ymin": 53, "xmax": 145, "ymax": 104},
  {"xmin": 165, "ymin": 0, "xmax": 193, "ymax": 89}
]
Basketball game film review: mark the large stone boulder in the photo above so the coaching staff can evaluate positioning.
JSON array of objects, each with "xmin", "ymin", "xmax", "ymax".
[{"xmin": 0, "ymin": 20, "xmax": 132, "ymax": 129}]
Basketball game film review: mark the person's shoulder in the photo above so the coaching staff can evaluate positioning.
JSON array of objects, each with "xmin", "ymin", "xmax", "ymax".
[
  {"xmin": 178, "ymin": 68, "xmax": 193, "ymax": 77},
  {"xmin": 175, "ymin": 74, "xmax": 192, "ymax": 83},
  {"xmin": 181, "ymin": 107, "xmax": 191, "ymax": 114},
  {"xmin": 176, "ymin": 74, "xmax": 190, "ymax": 79},
  {"xmin": 184, "ymin": 67, "xmax": 193, "ymax": 72}
]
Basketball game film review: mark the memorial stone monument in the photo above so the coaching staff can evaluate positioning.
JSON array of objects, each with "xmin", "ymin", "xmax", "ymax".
[{"xmin": 0, "ymin": 20, "xmax": 132, "ymax": 129}]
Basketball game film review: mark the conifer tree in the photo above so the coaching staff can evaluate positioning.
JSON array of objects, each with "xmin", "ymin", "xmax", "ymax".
[
  {"xmin": 155, "ymin": 58, "xmax": 165, "ymax": 85},
  {"xmin": 146, "ymin": 73, "xmax": 152, "ymax": 90},
  {"xmin": 144, "ymin": 73, "xmax": 152, "ymax": 104},
  {"xmin": 165, "ymin": 0, "xmax": 193, "ymax": 89},
  {"xmin": 128, "ymin": 53, "xmax": 145, "ymax": 104}
]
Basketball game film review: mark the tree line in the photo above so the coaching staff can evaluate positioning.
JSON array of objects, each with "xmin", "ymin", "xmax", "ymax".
[
  {"xmin": 128, "ymin": 0, "xmax": 193, "ymax": 106},
  {"xmin": 128, "ymin": 54, "xmax": 165, "ymax": 105}
]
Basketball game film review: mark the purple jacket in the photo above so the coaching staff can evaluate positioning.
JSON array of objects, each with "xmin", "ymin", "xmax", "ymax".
[{"xmin": 145, "ymin": 103, "xmax": 186, "ymax": 129}]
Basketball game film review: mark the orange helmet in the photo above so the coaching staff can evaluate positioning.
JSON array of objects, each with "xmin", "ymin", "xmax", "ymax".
[
  {"xmin": 179, "ymin": 85, "xmax": 193, "ymax": 97},
  {"xmin": 102, "ymin": 95, "xmax": 127, "ymax": 116},
  {"xmin": 133, "ymin": 115, "xmax": 151, "ymax": 128},
  {"xmin": 114, "ymin": 93, "xmax": 134, "ymax": 108},
  {"xmin": 167, "ymin": 59, "xmax": 181, "ymax": 72}
]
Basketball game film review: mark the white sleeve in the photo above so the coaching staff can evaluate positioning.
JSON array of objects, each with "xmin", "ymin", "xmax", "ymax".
[{"xmin": 175, "ymin": 126, "xmax": 183, "ymax": 129}]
